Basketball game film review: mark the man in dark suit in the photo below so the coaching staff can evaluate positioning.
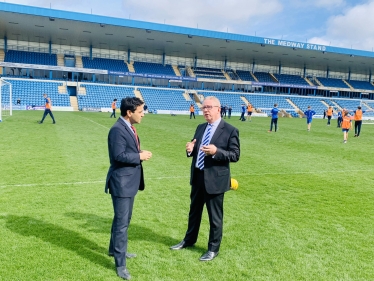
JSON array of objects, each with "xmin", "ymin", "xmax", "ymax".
[
  {"xmin": 170, "ymin": 96, "xmax": 240, "ymax": 261},
  {"xmin": 105, "ymin": 97, "xmax": 152, "ymax": 280}
]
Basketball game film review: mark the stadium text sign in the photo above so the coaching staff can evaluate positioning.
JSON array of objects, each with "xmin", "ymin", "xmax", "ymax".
[{"xmin": 263, "ymin": 39, "xmax": 327, "ymax": 51}]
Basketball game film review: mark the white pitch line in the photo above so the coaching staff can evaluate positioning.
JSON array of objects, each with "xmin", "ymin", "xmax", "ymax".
[
  {"xmin": 1, "ymin": 169, "xmax": 373, "ymax": 189},
  {"xmin": 76, "ymin": 115, "xmax": 110, "ymax": 130}
]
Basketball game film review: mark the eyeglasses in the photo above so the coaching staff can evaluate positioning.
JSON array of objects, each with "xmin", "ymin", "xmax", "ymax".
[{"xmin": 202, "ymin": 105, "xmax": 220, "ymax": 110}]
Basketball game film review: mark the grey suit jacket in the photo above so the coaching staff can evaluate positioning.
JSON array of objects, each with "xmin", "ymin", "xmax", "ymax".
[
  {"xmin": 189, "ymin": 119, "xmax": 240, "ymax": 194},
  {"xmin": 105, "ymin": 118, "xmax": 144, "ymax": 197}
]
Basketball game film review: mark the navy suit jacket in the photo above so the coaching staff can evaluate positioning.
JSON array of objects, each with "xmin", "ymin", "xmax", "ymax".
[
  {"xmin": 189, "ymin": 119, "xmax": 240, "ymax": 194},
  {"xmin": 105, "ymin": 118, "xmax": 144, "ymax": 197}
]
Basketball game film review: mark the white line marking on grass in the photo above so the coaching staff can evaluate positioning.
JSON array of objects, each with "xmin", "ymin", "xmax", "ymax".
[
  {"xmin": 76, "ymin": 115, "xmax": 110, "ymax": 130},
  {"xmin": 1, "ymin": 169, "xmax": 372, "ymax": 188}
]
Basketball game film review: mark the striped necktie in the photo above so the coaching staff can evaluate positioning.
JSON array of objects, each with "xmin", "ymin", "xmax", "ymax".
[
  {"xmin": 197, "ymin": 124, "xmax": 213, "ymax": 170},
  {"xmin": 131, "ymin": 125, "xmax": 140, "ymax": 150}
]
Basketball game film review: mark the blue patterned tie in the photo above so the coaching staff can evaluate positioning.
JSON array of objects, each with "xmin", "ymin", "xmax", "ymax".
[{"xmin": 197, "ymin": 124, "xmax": 212, "ymax": 170}]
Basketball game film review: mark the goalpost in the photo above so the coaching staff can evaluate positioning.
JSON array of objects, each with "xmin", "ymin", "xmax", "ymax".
[
  {"xmin": 0, "ymin": 78, "xmax": 12, "ymax": 122},
  {"xmin": 360, "ymin": 100, "xmax": 374, "ymax": 125}
]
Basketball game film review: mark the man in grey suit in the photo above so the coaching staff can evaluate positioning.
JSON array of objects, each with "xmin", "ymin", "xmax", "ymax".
[
  {"xmin": 105, "ymin": 97, "xmax": 152, "ymax": 280},
  {"xmin": 170, "ymin": 96, "xmax": 240, "ymax": 261}
]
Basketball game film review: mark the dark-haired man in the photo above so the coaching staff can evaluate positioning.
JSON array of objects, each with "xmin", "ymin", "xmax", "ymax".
[{"xmin": 105, "ymin": 97, "xmax": 152, "ymax": 280}]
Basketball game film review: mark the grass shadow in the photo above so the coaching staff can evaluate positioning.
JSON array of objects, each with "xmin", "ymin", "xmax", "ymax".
[
  {"xmin": 4, "ymin": 215, "xmax": 113, "ymax": 270},
  {"xmin": 65, "ymin": 212, "xmax": 206, "ymax": 252}
]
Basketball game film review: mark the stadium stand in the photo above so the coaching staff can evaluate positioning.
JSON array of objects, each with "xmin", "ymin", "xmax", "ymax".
[
  {"xmin": 288, "ymin": 96, "xmax": 326, "ymax": 114},
  {"xmin": 346, "ymin": 80, "xmax": 374, "ymax": 90},
  {"xmin": 273, "ymin": 74, "xmax": 309, "ymax": 86},
  {"xmin": 198, "ymin": 91, "xmax": 244, "ymax": 113},
  {"xmin": 317, "ymin": 77, "xmax": 349, "ymax": 88},
  {"xmin": 245, "ymin": 94, "xmax": 294, "ymax": 115},
  {"xmin": 193, "ymin": 67, "xmax": 226, "ymax": 80},
  {"xmin": 132, "ymin": 62, "xmax": 175, "ymax": 76},
  {"xmin": 137, "ymin": 87, "xmax": 198, "ymax": 113},
  {"xmin": 3, "ymin": 79, "xmax": 69, "ymax": 106},
  {"xmin": 81, "ymin": 57, "xmax": 129, "ymax": 72},
  {"xmin": 253, "ymin": 72, "xmax": 275, "ymax": 83},
  {"xmin": 225, "ymin": 69, "xmax": 239, "ymax": 80},
  {"xmin": 78, "ymin": 84, "xmax": 135, "ymax": 109},
  {"xmin": 235, "ymin": 70, "xmax": 257, "ymax": 82},
  {"xmin": 332, "ymin": 99, "xmax": 362, "ymax": 111},
  {"xmin": 4, "ymin": 50, "xmax": 57, "ymax": 66}
]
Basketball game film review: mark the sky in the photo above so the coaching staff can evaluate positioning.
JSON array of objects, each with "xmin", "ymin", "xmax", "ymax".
[{"xmin": 3, "ymin": 0, "xmax": 374, "ymax": 52}]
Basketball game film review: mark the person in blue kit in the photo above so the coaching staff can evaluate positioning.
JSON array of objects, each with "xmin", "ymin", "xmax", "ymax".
[
  {"xmin": 239, "ymin": 104, "xmax": 246, "ymax": 121},
  {"xmin": 304, "ymin": 106, "xmax": 316, "ymax": 131},
  {"xmin": 38, "ymin": 93, "xmax": 56, "ymax": 124},
  {"xmin": 268, "ymin": 104, "xmax": 280, "ymax": 132},
  {"xmin": 337, "ymin": 109, "xmax": 343, "ymax": 128}
]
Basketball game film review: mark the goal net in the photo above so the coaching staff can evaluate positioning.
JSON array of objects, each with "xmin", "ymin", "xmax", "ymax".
[{"xmin": 0, "ymin": 78, "xmax": 12, "ymax": 122}]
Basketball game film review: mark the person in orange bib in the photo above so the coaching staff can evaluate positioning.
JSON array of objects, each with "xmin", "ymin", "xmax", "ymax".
[
  {"xmin": 326, "ymin": 106, "xmax": 333, "ymax": 126},
  {"xmin": 38, "ymin": 93, "xmax": 56, "ymax": 124},
  {"xmin": 189, "ymin": 104, "xmax": 195, "ymax": 119},
  {"xmin": 352, "ymin": 106, "xmax": 372, "ymax": 137},
  {"xmin": 110, "ymin": 99, "xmax": 118, "ymax": 118},
  {"xmin": 341, "ymin": 110, "xmax": 352, "ymax": 143},
  {"xmin": 246, "ymin": 103, "xmax": 253, "ymax": 122}
]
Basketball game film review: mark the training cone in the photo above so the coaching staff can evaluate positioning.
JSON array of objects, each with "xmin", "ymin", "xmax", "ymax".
[{"xmin": 230, "ymin": 178, "xmax": 238, "ymax": 190}]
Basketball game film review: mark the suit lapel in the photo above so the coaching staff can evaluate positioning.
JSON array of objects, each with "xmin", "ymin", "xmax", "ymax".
[
  {"xmin": 118, "ymin": 118, "xmax": 139, "ymax": 151},
  {"xmin": 196, "ymin": 123, "xmax": 208, "ymax": 149}
]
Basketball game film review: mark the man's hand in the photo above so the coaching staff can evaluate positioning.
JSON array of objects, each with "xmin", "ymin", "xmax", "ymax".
[
  {"xmin": 140, "ymin": 150, "xmax": 152, "ymax": 161},
  {"xmin": 186, "ymin": 139, "xmax": 196, "ymax": 153},
  {"xmin": 200, "ymin": 144, "xmax": 217, "ymax": 156}
]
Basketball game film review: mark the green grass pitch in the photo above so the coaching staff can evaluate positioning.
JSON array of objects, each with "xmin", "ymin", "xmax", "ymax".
[{"xmin": 1, "ymin": 110, "xmax": 374, "ymax": 280}]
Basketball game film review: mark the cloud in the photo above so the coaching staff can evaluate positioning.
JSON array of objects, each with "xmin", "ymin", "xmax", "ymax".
[{"xmin": 308, "ymin": 1, "xmax": 374, "ymax": 50}]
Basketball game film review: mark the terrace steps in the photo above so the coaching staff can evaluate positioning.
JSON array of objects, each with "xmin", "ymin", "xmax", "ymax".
[
  {"xmin": 57, "ymin": 54, "xmax": 64, "ymax": 67},
  {"xmin": 126, "ymin": 61, "xmax": 135, "ymax": 72},
  {"xmin": 69, "ymin": 96, "xmax": 78, "ymax": 111},
  {"xmin": 250, "ymin": 72, "xmax": 259, "ymax": 82},
  {"xmin": 342, "ymin": 79, "xmax": 354, "ymax": 90},
  {"xmin": 75, "ymin": 56, "xmax": 83, "ymax": 68},
  {"xmin": 172, "ymin": 65, "xmax": 182, "ymax": 76}
]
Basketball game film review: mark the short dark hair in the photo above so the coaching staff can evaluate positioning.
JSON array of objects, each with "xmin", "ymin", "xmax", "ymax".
[
  {"xmin": 358, "ymin": 106, "xmax": 362, "ymax": 109},
  {"xmin": 120, "ymin": 97, "xmax": 144, "ymax": 116}
]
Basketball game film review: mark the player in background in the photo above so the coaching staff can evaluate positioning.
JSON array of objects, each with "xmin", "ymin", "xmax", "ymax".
[
  {"xmin": 341, "ymin": 110, "xmax": 352, "ymax": 143},
  {"xmin": 304, "ymin": 106, "xmax": 316, "ymax": 131},
  {"xmin": 189, "ymin": 104, "xmax": 196, "ymax": 119},
  {"xmin": 246, "ymin": 103, "xmax": 253, "ymax": 122},
  {"xmin": 268, "ymin": 104, "xmax": 280, "ymax": 132},
  {"xmin": 38, "ymin": 93, "xmax": 55, "ymax": 124},
  {"xmin": 337, "ymin": 109, "xmax": 343, "ymax": 128},
  {"xmin": 239, "ymin": 104, "xmax": 246, "ymax": 121},
  {"xmin": 352, "ymin": 106, "xmax": 372, "ymax": 137},
  {"xmin": 326, "ymin": 106, "xmax": 333, "ymax": 126},
  {"xmin": 110, "ymin": 99, "xmax": 118, "ymax": 118}
]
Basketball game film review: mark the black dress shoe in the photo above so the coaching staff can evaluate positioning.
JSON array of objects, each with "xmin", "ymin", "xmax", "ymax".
[
  {"xmin": 170, "ymin": 240, "xmax": 193, "ymax": 250},
  {"xmin": 199, "ymin": 251, "xmax": 219, "ymax": 261},
  {"xmin": 116, "ymin": 266, "xmax": 131, "ymax": 280}
]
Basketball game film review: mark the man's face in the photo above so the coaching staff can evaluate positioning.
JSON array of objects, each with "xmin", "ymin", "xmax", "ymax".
[
  {"xmin": 128, "ymin": 105, "xmax": 144, "ymax": 124},
  {"xmin": 202, "ymin": 99, "xmax": 221, "ymax": 123}
]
